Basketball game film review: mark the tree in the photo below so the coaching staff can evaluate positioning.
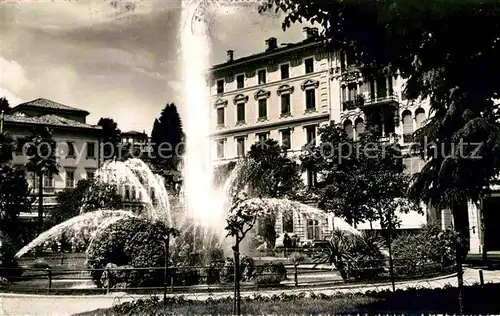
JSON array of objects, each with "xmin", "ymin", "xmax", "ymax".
[
  {"xmin": 150, "ymin": 103, "xmax": 185, "ymax": 170},
  {"xmin": 49, "ymin": 179, "xmax": 122, "ymax": 226},
  {"xmin": 225, "ymin": 191, "xmax": 266, "ymax": 315},
  {"xmin": 97, "ymin": 118, "xmax": 121, "ymax": 160},
  {"xmin": 24, "ymin": 126, "xmax": 59, "ymax": 235},
  {"xmin": 0, "ymin": 133, "xmax": 14, "ymax": 165},
  {"xmin": 259, "ymin": 1, "xmax": 500, "ymax": 254},
  {"xmin": 245, "ymin": 139, "xmax": 303, "ymax": 198},
  {"xmin": 301, "ymin": 122, "xmax": 419, "ymax": 229},
  {"xmin": 80, "ymin": 179, "xmax": 122, "ymax": 213},
  {"xmin": 0, "ymin": 97, "xmax": 9, "ymax": 114},
  {"xmin": 239, "ymin": 139, "xmax": 303, "ymax": 247},
  {"xmin": 0, "ymin": 165, "xmax": 33, "ymax": 244}
]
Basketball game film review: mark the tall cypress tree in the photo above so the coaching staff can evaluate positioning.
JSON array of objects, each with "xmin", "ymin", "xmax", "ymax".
[
  {"xmin": 150, "ymin": 103, "xmax": 185, "ymax": 170},
  {"xmin": 97, "ymin": 118, "xmax": 121, "ymax": 160}
]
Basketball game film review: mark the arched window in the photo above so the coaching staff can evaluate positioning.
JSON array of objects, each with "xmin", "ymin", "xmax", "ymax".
[
  {"xmin": 415, "ymin": 108, "xmax": 426, "ymax": 129},
  {"xmin": 355, "ymin": 118, "xmax": 365, "ymax": 139},
  {"xmin": 402, "ymin": 110, "xmax": 413, "ymax": 142},
  {"xmin": 344, "ymin": 119, "xmax": 353, "ymax": 139}
]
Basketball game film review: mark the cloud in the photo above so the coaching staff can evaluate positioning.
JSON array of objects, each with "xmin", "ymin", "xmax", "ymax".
[
  {"xmin": 5, "ymin": 0, "xmax": 173, "ymax": 31},
  {"xmin": 168, "ymin": 80, "xmax": 184, "ymax": 92},
  {"xmin": 0, "ymin": 57, "xmax": 28, "ymax": 105}
]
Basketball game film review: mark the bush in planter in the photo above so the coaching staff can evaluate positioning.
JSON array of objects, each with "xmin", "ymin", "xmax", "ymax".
[
  {"xmin": 290, "ymin": 252, "xmax": 306, "ymax": 266},
  {"xmin": 253, "ymin": 274, "xmax": 283, "ymax": 287},
  {"xmin": 392, "ymin": 224, "xmax": 461, "ymax": 276},
  {"xmin": 254, "ymin": 262, "xmax": 287, "ymax": 281},
  {"xmin": 206, "ymin": 260, "xmax": 224, "ymax": 284},
  {"xmin": 31, "ymin": 260, "xmax": 51, "ymax": 270},
  {"xmin": 171, "ymin": 265, "xmax": 200, "ymax": 286},
  {"xmin": 312, "ymin": 230, "xmax": 386, "ymax": 281},
  {"xmin": 240, "ymin": 255, "xmax": 255, "ymax": 281},
  {"xmin": 86, "ymin": 217, "xmax": 171, "ymax": 288}
]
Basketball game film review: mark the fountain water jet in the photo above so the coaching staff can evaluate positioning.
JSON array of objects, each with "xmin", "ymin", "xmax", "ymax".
[
  {"xmin": 15, "ymin": 210, "xmax": 137, "ymax": 258},
  {"xmin": 180, "ymin": 1, "xmax": 229, "ymax": 244}
]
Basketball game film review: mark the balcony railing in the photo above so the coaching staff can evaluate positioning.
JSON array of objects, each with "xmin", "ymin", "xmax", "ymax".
[
  {"xmin": 342, "ymin": 95, "xmax": 365, "ymax": 111},
  {"xmin": 362, "ymin": 93, "xmax": 398, "ymax": 107}
]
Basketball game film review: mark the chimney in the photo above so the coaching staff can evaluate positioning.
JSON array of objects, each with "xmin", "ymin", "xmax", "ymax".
[
  {"xmin": 226, "ymin": 50, "xmax": 234, "ymax": 62},
  {"xmin": 265, "ymin": 37, "xmax": 278, "ymax": 51}
]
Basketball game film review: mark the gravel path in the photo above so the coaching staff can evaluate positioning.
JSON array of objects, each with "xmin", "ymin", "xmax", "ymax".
[{"xmin": 0, "ymin": 268, "xmax": 498, "ymax": 316}]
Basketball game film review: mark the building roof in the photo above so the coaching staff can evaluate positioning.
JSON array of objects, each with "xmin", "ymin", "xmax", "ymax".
[
  {"xmin": 13, "ymin": 98, "xmax": 90, "ymax": 115},
  {"xmin": 210, "ymin": 38, "xmax": 320, "ymax": 71},
  {"xmin": 4, "ymin": 113, "xmax": 101, "ymax": 130}
]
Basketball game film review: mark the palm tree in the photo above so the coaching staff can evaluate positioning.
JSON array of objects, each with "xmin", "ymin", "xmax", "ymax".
[
  {"xmin": 313, "ymin": 230, "xmax": 386, "ymax": 281},
  {"xmin": 24, "ymin": 126, "xmax": 59, "ymax": 235}
]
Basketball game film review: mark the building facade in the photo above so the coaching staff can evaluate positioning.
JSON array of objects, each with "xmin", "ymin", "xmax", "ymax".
[
  {"xmin": 208, "ymin": 29, "xmax": 494, "ymax": 252},
  {"xmin": 2, "ymin": 98, "xmax": 102, "ymax": 218}
]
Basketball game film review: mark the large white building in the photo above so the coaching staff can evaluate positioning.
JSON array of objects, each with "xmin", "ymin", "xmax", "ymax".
[{"xmin": 208, "ymin": 28, "xmax": 493, "ymax": 255}]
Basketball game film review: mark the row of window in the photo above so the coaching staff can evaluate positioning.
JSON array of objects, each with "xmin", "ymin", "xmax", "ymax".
[
  {"xmin": 15, "ymin": 139, "xmax": 97, "ymax": 159},
  {"xmin": 341, "ymin": 76, "xmax": 394, "ymax": 108},
  {"xmin": 64, "ymin": 141, "xmax": 96, "ymax": 159},
  {"xmin": 216, "ymin": 90, "xmax": 316, "ymax": 126},
  {"xmin": 216, "ymin": 58, "xmax": 315, "ymax": 94},
  {"xmin": 32, "ymin": 169, "xmax": 95, "ymax": 190},
  {"xmin": 215, "ymin": 125, "xmax": 317, "ymax": 159},
  {"xmin": 342, "ymin": 108, "xmax": 426, "ymax": 141}
]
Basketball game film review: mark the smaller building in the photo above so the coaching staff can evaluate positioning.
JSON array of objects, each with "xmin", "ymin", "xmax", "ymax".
[
  {"xmin": 2, "ymin": 98, "xmax": 102, "ymax": 216},
  {"xmin": 120, "ymin": 130, "xmax": 152, "ymax": 159}
]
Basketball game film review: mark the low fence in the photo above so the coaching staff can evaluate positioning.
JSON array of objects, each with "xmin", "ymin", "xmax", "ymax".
[{"xmin": 0, "ymin": 256, "xmax": 462, "ymax": 294}]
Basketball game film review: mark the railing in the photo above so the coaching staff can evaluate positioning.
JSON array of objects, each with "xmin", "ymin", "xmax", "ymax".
[
  {"xmin": 0, "ymin": 255, "xmax": 461, "ymax": 295},
  {"xmin": 362, "ymin": 94, "xmax": 398, "ymax": 106}
]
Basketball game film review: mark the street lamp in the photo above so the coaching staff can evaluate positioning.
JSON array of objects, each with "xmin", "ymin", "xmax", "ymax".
[{"xmin": 162, "ymin": 227, "xmax": 179, "ymax": 307}]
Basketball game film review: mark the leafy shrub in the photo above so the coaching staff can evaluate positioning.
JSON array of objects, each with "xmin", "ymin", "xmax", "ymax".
[
  {"xmin": 253, "ymin": 274, "xmax": 283, "ymax": 287},
  {"xmin": 254, "ymin": 262, "xmax": 287, "ymax": 281},
  {"xmin": 171, "ymin": 266, "xmax": 200, "ymax": 286},
  {"xmin": 31, "ymin": 260, "xmax": 51, "ymax": 270},
  {"xmin": 206, "ymin": 261, "xmax": 224, "ymax": 284},
  {"xmin": 0, "ymin": 231, "xmax": 23, "ymax": 279},
  {"xmin": 86, "ymin": 217, "xmax": 170, "ymax": 288},
  {"xmin": 392, "ymin": 224, "xmax": 460, "ymax": 276},
  {"xmin": 314, "ymin": 230, "xmax": 386, "ymax": 281},
  {"xmin": 240, "ymin": 256, "xmax": 255, "ymax": 280},
  {"xmin": 290, "ymin": 252, "xmax": 306, "ymax": 265}
]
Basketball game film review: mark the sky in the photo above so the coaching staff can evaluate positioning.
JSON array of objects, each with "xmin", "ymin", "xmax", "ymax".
[{"xmin": 0, "ymin": 0, "xmax": 308, "ymax": 134}]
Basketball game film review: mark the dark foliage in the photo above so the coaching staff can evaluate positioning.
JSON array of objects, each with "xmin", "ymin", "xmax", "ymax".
[
  {"xmin": 245, "ymin": 139, "xmax": 303, "ymax": 199},
  {"xmin": 392, "ymin": 224, "xmax": 461, "ymax": 275},
  {"xmin": 261, "ymin": 0, "xmax": 500, "ymax": 252},
  {"xmin": 302, "ymin": 122, "xmax": 419, "ymax": 228},
  {"xmin": 150, "ymin": 103, "xmax": 184, "ymax": 170},
  {"xmin": 97, "ymin": 118, "xmax": 121, "ymax": 160},
  {"xmin": 0, "ymin": 133, "xmax": 14, "ymax": 165},
  {"xmin": 49, "ymin": 179, "xmax": 122, "ymax": 227},
  {"xmin": 86, "ymin": 217, "xmax": 172, "ymax": 287},
  {"xmin": 0, "ymin": 231, "xmax": 23, "ymax": 279},
  {"xmin": 0, "ymin": 165, "xmax": 32, "ymax": 244},
  {"xmin": 0, "ymin": 97, "xmax": 9, "ymax": 114}
]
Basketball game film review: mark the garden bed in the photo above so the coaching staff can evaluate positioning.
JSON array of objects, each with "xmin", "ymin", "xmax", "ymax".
[{"xmin": 73, "ymin": 283, "xmax": 500, "ymax": 315}]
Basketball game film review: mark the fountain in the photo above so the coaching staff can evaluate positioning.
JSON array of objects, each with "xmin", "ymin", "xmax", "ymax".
[{"xmin": 14, "ymin": 1, "xmax": 361, "ymax": 262}]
